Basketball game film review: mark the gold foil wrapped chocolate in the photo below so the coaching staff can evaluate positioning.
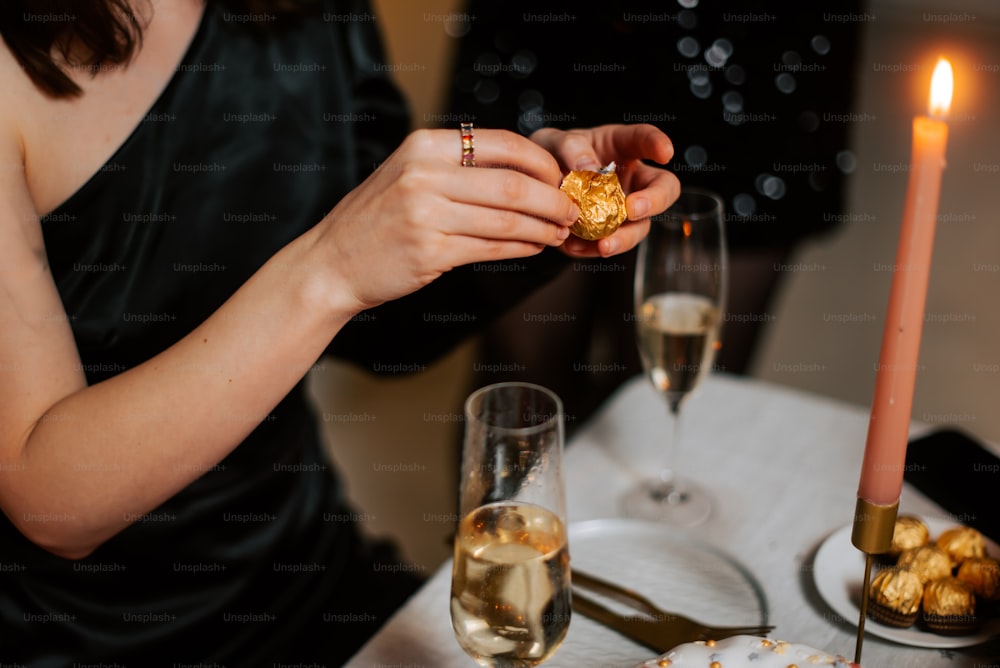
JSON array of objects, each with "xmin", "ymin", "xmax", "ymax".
[
  {"xmin": 867, "ymin": 567, "xmax": 923, "ymax": 627},
  {"xmin": 922, "ymin": 577, "xmax": 979, "ymax": 634},
  {"xmin": 956, "ymin": 556, "xmax": 1000, "ymax": 601},
  {"xmin": 896, "ymin": 545, "xmax": 953, "ymax": 584},
  {"xmin": 889, "ymin": 516, "xmax": 930, "ymax": 557},
  {"xmin": 560, "ymin": 162, "xmax": 627, "ymax": 240},
  {"xmin": 923, "ymin": 577, "xmax": 976, "ymax": 615},
  {"xmin": 936, "ymin": 526, "xmax": 986, "ymax": 565}
]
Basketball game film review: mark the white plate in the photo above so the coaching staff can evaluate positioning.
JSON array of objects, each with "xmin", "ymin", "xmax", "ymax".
[
  {"xmin": 813, "ymin": 517, "xmax": 1000, "ymax": 648},
  {"xmin": 548, "ymin": 519, "xmax": 769, "ymax": 667}
]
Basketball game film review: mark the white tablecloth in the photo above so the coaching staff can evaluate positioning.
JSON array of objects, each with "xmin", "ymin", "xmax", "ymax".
[{"xmin": 346, "ymin": 374, "xmax": 1000, "ymax": 667}]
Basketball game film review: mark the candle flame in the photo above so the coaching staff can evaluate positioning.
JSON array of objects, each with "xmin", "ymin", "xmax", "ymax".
[{"xmin": 929, "ymin": 58, "xmax": 953, "ymax": 118}]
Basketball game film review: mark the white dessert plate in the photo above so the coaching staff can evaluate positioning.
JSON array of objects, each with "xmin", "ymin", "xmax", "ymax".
[
  {"xmin": 813, "ymin": 517, "xmax": 1000, "ymax": 648},
  {"xmin": 548, "ymin": 519, "xmax": 769, "ymax": 667}
]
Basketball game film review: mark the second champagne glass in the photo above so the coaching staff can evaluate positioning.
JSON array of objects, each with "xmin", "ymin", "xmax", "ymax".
[
  {"xmin": 623, "ymin": 188, "xmax": 727, "ymax": 527},
  {"xmin": 450, "ymin": 382, "xmax": 570, "ymax": 667}
]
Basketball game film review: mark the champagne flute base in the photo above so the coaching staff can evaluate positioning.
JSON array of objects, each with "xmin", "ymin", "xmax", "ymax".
[{"xmin": 620, "ymin": 477, "xmax": 712, "ymax": 527}]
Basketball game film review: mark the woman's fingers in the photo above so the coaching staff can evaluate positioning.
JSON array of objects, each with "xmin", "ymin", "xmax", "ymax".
[
  {"xmin": 530, "ymin": 128, "xmax": 603, "ymax": 172},
  {"xmin": 530, "ymin": 124, "xmax": 673, "ymax": 174},
  {"xmin": 592, "ymin": 124, "xmax": 674, "ymax": 166},
  {"xmin": 620, "ymin": 159, "xmax": 681, "ymax": 222},
  {"xmin": 389, "ymin": 128, "xmax": 579, "ymax": 246},
  {"xmin": 436, "ymin": 197, "xmax": 573, "ymax": 248},
  {"xmin": 560, "ymin": 217, "xmax": 653, "ymax": 258},
  {"xmin": 417, "ymin": 127, "xmax": 565, "ymax": 186},
  {"xmin": 527, "ymin": 124, "xmax": 680, "ymax": 258},
  {"xmin": 437, "ymin": 234, "xmax": 549, "ymax": 269},
  {"xmin": 435, "ymin": 163, "xmax": 578, "ymax": 225}
]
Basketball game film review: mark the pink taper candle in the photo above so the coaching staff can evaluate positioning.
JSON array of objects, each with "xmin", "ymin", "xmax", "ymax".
[
  {"xmin": 858, "ymin": 58, "xmax": 953, "ymax": 506},
  {"xmin": 852, "ymin": 60, "xmax": 953, "ymax": 663}
]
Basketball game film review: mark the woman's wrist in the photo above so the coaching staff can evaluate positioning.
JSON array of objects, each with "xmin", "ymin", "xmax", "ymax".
[{"xmin": 286, "ymin": 225, "xmax": 368, "ymax": 333}]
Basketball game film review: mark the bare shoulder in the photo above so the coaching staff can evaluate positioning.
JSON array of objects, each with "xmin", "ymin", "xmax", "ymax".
[
  {"xmin": 0, "ymin": 41, "xmax": 27, "ymax": 152},
  {"xmin": 0, "ymin": 39, "xmax": 44, "ymax": 252},
  {"xmin": 0, "ymin": 2, "xmax": 205, "ymax": 215}
]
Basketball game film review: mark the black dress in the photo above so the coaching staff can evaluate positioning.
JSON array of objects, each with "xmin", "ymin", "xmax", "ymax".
[{"xmin": 0, "ymin": 1, "xmax": 566, "ymax": 665}]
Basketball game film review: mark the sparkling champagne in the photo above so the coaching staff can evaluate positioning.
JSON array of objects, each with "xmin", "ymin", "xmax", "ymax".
[
  {"xmin": 450, "ymin": 502, "xmax": 571, "ymax": 667},
  {"xmin": 638, "ymin": 292, "xmax": 720, "ymax": 407}
]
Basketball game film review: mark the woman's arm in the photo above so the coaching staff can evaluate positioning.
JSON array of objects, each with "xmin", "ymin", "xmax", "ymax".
[
  {"xmin": 0, "ymin": 126, "xmax": 578, "ymax": 560},
  {"xmin": 0, "ymin": 127, "xmax": 359, "ymax": 558},
  {"xmin": 327, "ymin": 124, "xmax": 680, "ymax": 372}
]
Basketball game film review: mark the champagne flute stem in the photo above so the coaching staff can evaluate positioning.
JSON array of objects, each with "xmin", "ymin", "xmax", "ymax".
[{"xmin": 652, "ymin": 397, "xmax": 684, "ymax": 502}]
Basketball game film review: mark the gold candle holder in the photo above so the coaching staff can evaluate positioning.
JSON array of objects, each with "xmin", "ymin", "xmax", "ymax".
[{"xmin": 850, "ymin": 498, "xmax": 899, "ymax": 663}]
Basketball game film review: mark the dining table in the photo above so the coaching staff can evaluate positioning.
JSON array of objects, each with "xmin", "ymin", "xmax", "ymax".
[{"xmin": 346, "ymin": 373, "xmax": 1000, "ymax": 667}]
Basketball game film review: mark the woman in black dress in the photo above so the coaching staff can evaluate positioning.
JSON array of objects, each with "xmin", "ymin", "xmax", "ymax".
[{"xmin": 0, "ymin": 0, "xmax": 676, "ymax": 664}]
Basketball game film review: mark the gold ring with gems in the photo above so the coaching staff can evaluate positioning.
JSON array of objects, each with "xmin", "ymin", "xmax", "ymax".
[{"xmin": 460, "ymin": 122, "xmax": 475, "ymax": 167}]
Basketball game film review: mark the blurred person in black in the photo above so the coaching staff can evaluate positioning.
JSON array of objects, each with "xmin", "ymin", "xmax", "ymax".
[{"xmin": 447, "ymin": 0, "xmax": 864, "ymax": 431}]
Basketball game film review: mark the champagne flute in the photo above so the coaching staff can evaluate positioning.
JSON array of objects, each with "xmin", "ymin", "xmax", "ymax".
[
  {"xmin": 623, "ymin": 188, "xmax": 727, "ymax": 526},
  {"xmin": 450, "ymin": 382, "xmax": 570, "ymax": 667}
]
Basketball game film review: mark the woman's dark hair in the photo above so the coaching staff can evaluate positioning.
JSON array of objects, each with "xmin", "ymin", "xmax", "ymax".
[{"xmin": 0, "ymin": 1, "xmax": 318, "ymax": 98}]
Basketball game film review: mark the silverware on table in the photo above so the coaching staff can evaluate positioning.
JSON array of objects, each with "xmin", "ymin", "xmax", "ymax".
[{"xmin": 571, "ymin": 569, "xmax": 775, "ymax": 654}]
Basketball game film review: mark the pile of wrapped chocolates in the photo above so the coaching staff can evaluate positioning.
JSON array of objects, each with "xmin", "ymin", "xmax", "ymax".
[{"xmin": 867, "ymin": 516, "xmax": 999, "ymax": 635}]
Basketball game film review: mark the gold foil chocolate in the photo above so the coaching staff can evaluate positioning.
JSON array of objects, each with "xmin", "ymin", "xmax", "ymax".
[
  {"xmin": 956, "ymin": 556, "xmax": 1000, "ymax": 601},
  {"xmin": 889, "ymin": 516, "xmax": 930, "ymax": 556},
  {"xmin": 870, "ymin": 567, "xmax": 923, "ymax": 616},
  {"xmin": 560, "ymin": 163, "xmax": 627, "ymax": 241},
  {"xmin": 923, "ymin": 577, "xmax": 980, "ymax": 635},
  {"xmin": 936, "ymin": 526, "xmax": 986, "ymax": 565},
  {"xmin": 923, "ymin": 577, "xmax": 975, "ymax": 615},
  {"xmin": 896, "ymin": 545, "xmax": 953, "ymax": 584}
]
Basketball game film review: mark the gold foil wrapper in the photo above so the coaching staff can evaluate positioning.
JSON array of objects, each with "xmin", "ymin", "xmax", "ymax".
[
  {"xmin": 922, "ymin": 577, "xmax": 976, "ymax": 616},
  {"xmin": 936, "ymin": 526, "xmax": 986, "ymax": 565},
  {"xmin": 870, "ymin": 567, "xmax": 923, "ymax": 615},
  {"xmin": 889, "ymin": 516, "xmax": 930, "ymax": 556},
  {"xmin": 956, "ymin": 556, "xmax": 1000, "ymax": 601},
  {"xmin": 560, "ymin": 165, "xmax": 627, "ymax": 241},
  {"xmin": 896, "ymin": 545, "xmax": 953, "ymax": 584}
]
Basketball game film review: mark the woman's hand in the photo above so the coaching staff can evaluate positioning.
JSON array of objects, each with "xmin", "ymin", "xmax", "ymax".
[
  {"xmin": 310, "ymin": 128, "xmax": 580, "ymax": 314},
  {"xmin": 530, "ymin": 124, "xmax": 679, "ymax": 258}
]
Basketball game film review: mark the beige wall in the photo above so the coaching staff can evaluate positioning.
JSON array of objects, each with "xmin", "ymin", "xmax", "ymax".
[
  {"xmin": 370, "ymin": 0, "xmax": 465, "ymax": 128},
  {"xmin": 754, "ymin": 4, "xmax": 1000, "ymax": 445}
]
